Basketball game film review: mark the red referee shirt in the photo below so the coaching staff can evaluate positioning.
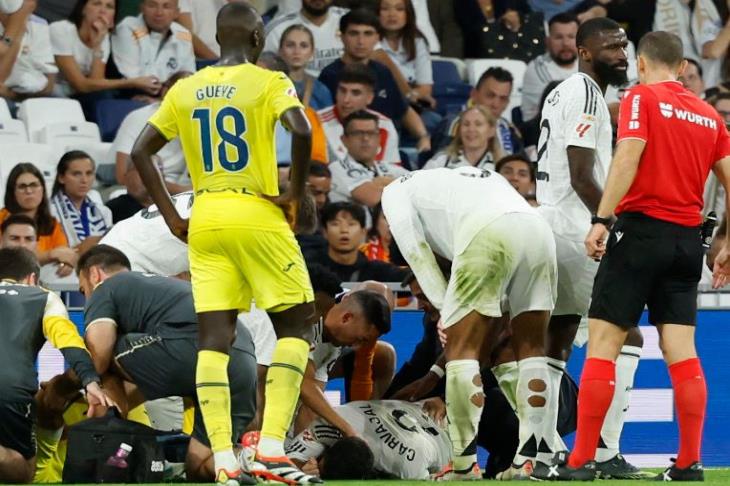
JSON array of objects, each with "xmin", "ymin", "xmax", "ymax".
[{"xmin": 616, "ymin": 81, "xmax": 730, "ymax": 226}]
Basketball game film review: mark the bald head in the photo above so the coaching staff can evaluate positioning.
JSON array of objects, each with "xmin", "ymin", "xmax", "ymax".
[{"xmin": 216, "ymin": 1, "xmax": 265, "ymax": 60}]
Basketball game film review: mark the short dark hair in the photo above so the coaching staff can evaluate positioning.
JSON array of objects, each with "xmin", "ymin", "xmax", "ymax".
[
  {"xmin": 476, "ymin": 67, "xmax": 513, "ymax": 90},
  {"xmin": 495, "ymin": 154, "xmax": 536, "ymax": 181},
  {"xmin": 309, "ymin": 161, "xmax": 331, "ymax": 179},
  {"xmin": 337, "ymin": 63, "xmax": 376, "ymax": 90},
  {"xmin": 350, "ymin": 289, "xmax": 391, "ymax": 335},
  {"xmin": 637, "ymin": 30, "xmax": 684, "ymax": 69},
  {"xmin": 0, "ymin": 247, "xmax": 40, "ymax": 280},
  {"xmin": 685, "ymin": 57, "xmax": 703, "ymax": 77},
  {"xmin": 320, "ymin": 437, "xmax": 375, "ymax": 480},
  {"xmin": 340, "ymin": 8, "xmax": 382, "ymax": 36},
  {"xmin": 576, "ymin": 17, "xmax": 622, "ymax": 49},
  {"xmin": 307, "ymin": 262, "xmax": 343, "ymax": 297},
  {"xmin": 713, "ymin": 92, "xmax": 730, "ymax": 106},
  {"xmin": 342, "ymin": 110, "xmax": 379, "ymax": 133},
  {"xmin": 548, "ymin": 12, "xmax": 579, "ymax": 31},
  {"xmin": 401, "ymin": 270, "xmax": 416, "ymax": 287},
  {"xmin": 321, "ymin": 201, "xmax": 367, "ymax": 228},
  {"xmin": 0, "ymin": 213, "xmax": 37, "ymax": 235},
  {"xmin": 76, "ymin": 244, "xmax": 131, "ymax": 275}
]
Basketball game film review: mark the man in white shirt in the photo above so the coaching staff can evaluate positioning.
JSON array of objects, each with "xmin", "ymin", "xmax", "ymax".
[
  {"xmin": 111, "ymin": 0, "xmax": 195, "ymax": 82},
  {"xmin": 533, "ymin": 18, "xmax": 646, "ymax": 480},
  {"xmin": 176, "ymin": 0, "xmax": 227, "ymax": 59},
  {"xmin": 382, "ymin": 166, "xmax": 558, "ymax": 480},
  {"xmin": 328, "ymin": 110, "xmax": 408, "ymax": 208},
  {"xmin": 287, "ymin": 399, "xmax": 451, "ymax": 480},
  {"xmin": 100, "ymin": 191, "xmax": 192, "ymax": 277},
  {"xmin": 113, "ymin": 71, "xmax": 192, "ymax": 191},
  {"xmin": 0, "ymin": 4, "xmax": 57, "ymax": 100},
  {"xmin": 318, "ymin": 64, "xmax": 400, "ymax": 165},
  {"xmin": 264, "ymin": 0, "xmax": 348, "ymax": 75},
  {"xmin": 521, "ymin": 13, "xmax": 579, "ymax": 122}
]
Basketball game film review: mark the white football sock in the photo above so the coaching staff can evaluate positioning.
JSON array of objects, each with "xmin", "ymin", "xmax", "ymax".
[
  {"xmin": 546, "ymin": 357, "xmax": 568, "ymax": 454},
  {"xmin": 492, "ymin": 360, "xmax": 519, "ymax": 411},
  {"xmin": 596, "ymin": 345, "xmax": 641, "ymax": 462},
  {"xmin": 514, "ymin": 357, "xmax": 558, "ymax": 466},
  {"xmin": 446, "ymin": 359, "xmax": 483, "ymax": 471}
]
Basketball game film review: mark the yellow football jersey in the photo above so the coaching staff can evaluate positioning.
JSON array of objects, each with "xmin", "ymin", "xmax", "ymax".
[{"xmin": 149, "ymin": 64, "xmax": 303, "ymax": 197}]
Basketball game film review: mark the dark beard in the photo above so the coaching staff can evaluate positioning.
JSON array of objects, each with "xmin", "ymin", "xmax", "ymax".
[
  {"xmin": 552, "ymin": 53, "xmax": 577, "ymax": 67},
  {"xmin": 594, "ymin": 58, "xmax": 629, "ymax": 87},
  {"xmin": 302, "ymin": 3, "xmax": 329, "ymax": 17}
]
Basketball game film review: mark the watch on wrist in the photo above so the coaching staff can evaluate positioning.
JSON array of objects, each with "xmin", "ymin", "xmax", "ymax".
[{"xmin": 591, "ymin": 215, "xmax": 613, "ymax": 229}]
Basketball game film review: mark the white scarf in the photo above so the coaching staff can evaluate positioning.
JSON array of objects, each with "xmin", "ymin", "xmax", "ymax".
[{"xmin": 51, "ymin": 191, "xmax": 109, "ymax": 247}]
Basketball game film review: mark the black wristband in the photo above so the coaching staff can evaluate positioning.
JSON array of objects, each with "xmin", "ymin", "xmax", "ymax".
[{"xmin": 591, "ymin": 215, "xmax": 613, "ymax": 229}]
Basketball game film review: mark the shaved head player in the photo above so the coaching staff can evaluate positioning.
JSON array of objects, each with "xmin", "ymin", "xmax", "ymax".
[{"xmin": 130, "ymin": 2, "xmax": 319, "ymax": 485}]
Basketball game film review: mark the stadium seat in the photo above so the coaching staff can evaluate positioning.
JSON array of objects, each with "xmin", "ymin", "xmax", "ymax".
[
  {"xmin": 432, "ymin": 56, "xmax": 467, "ymax": 81},
  {"xmin": 0, "ymin": 142, "xmax": 56, "ymax": 202},
  {"xmin": 196, "ymin": 58, "xmax": 218, "ymax": 71},
  {"xmin": 17, "ymin": 98, "xmax": 86, "ymax": 143},
  {"xmin": 0, "ymin": 98, "xmax": 12, "ymax": 121},
  {"xmin": 433, "ymin": 59, "xmax": 463, "ymax": 85},
  {"xmin": 94, "ymin": 99, "xmax": 147, "ymax": 142},
  {"xmin": 432, "ymin": 59, "xmax": 472, "ymax": 116},
  {"xmin": 40, "ymin": 121, "xmax": 101, "ymax": 148},
  {"xmin": 0, "ymin": 119, "xmax": 28, "ymax": 144},
  {"xmin": 466, "ymin": 59, "xmax": 527, "ymax": 122}
]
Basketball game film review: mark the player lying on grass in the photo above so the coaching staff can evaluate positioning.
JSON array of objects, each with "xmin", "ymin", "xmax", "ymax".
[
  {"xmin": 0, "ymin": 248, "xmax": 114, "ymax": 483},
  {"xmin": 76, "ymin": 245, "xmax": 258, "ymax": 483}
]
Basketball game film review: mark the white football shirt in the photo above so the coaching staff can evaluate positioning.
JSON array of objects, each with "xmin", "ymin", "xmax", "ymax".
[
  {"xmin": 381, "ymin": 166, "xmax": 534, "ymax": 310},
  {"xmin": 100, "ymin": 192, "xmax": 193, "ymax": 276},
  {"xmin": 286, "ymin": 400, "xmax": 451, "ymax": 479},
  {"xmin": 536, "ymin": 72, "xmax": 612, "ymax": 241}
]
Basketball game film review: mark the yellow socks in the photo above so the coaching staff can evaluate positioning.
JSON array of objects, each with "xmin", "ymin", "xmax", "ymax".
[
  {"xmin": 196, "ymin": 350, "xmax": 235, "ymax": 465},
  {"xmin": 258, "ymin": 337, "xmax": 309, "ymax": 457}
]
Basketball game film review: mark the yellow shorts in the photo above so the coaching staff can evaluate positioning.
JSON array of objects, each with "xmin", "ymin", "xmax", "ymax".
[{"xmin": 188, "ymin": 227, "xmax": 313, "ymax": 313}]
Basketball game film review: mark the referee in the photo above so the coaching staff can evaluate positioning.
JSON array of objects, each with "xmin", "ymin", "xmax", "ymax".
[{"xmin": 549, "ymin": 32, "xmax": 730, "ymax": 481}]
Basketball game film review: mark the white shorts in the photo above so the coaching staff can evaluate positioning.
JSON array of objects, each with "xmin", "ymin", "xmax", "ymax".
[
  {"xmin": 238, "ymin": 303, "xmax": 277, "ymax": 366},
  {"xmin": 441, "ymin": 212, "xmax": 558, "ymax": 328},
  {"xmin": 553, "ymin": 233, "xmax": 599, "ymax": 317}
]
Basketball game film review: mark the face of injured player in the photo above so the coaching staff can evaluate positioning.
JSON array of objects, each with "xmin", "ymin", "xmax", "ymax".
[
  {"xmin": 325, "ymin": 209, "xmax": 367, "ymax": 254},
  {"xmin": 409, "ymin": 278, "xmax": 438, "ymax": 319},
  {"xmin": 584, "ymin": 29, "xmax": 629, "ymax": 87},
  {"xmin": 324, "ymin": 292, "xmax": 383, "ymax": 348}
]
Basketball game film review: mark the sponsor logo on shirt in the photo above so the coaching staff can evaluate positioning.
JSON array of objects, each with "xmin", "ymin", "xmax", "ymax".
[
  {"xmin": 660, "ymin": 102, "xmax": 673, "ymax": 118},
  {"xmin": 630, "ymin": 94, "xmax": 641, "ymax": 128},
  {"xmin": 660, "ymin": 102, "xmax": 718, "ymax": 129}
]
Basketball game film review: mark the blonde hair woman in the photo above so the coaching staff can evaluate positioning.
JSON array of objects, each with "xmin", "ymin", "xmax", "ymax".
[{"xmin": 422, "ymin": 105, "xmax": 504, "ymax": 170}]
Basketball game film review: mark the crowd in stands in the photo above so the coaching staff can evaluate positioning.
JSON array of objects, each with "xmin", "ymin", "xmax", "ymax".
[{"xmin": 1, "ymin": 0, "xmax": 730, "ymax": 285}]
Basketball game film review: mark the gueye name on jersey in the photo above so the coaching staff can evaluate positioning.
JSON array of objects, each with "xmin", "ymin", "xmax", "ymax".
[
  {"xmin": 195, "ymin": 85, "xmax": 237, "ymax": 101},
  {"xmin": 359, "ymin": 404, "xmax": 417, "ymax": 461}
]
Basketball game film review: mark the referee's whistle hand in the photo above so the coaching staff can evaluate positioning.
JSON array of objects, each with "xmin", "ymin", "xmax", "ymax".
[
  {"xmin": 585, "ymin": 223, "xmax": 608, "ymax": 260},
  {"xmin": 712, "ymin": 245, "xmax": 730, "ymax": 289}
]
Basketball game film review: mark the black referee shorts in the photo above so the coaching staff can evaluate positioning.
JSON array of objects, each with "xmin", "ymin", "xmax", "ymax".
[
  {"xmin": 589, "ymin": 212, "xmax": 703, "ymax": 328},
  {"xmin": 114, "ymin": 332, "xmax": 257, "ymax": 446},
  {"xmin": 0, "ymin": 399, "xmax": 36, "ymax": 459}
]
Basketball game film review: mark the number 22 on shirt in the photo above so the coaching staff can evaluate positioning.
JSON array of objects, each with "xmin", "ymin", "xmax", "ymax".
[{"xmin": 192, "ymin": 106, "xmax": 249, "ymax": 173}]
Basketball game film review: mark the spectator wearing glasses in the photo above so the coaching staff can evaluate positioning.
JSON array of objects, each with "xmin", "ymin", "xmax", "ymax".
[
  {"xmin": 328, "ymin": 110, "xmax": 409, "ymax": 208},
  {"xmin": 0, "ymin": 163, "xmax": 76, "ymax": 276}
]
